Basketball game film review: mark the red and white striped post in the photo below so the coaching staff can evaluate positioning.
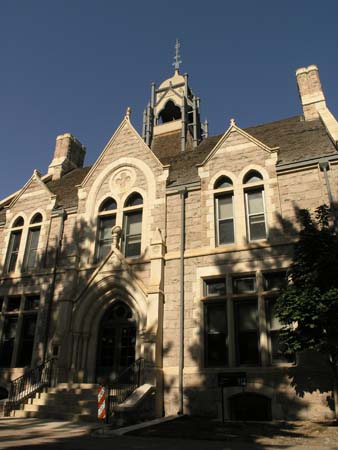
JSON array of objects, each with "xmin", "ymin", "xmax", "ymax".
[{"xmin": 97, "ymin": 385, "xmax": 106, "ymax": 422}]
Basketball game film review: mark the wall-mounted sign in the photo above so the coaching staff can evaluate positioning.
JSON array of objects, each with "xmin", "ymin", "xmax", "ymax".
[{"xmin": 218, "ymin": 372, "xmax": 247, "ymax": 387}]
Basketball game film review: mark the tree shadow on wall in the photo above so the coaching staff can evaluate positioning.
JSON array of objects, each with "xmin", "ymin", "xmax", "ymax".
[
  {"xmin": 181, "ymin": 203, "xmax": 337, "ymax": 446},
  {"xmin": 0, "ymin": 212, "xmax": 149, "ymax": 397}
]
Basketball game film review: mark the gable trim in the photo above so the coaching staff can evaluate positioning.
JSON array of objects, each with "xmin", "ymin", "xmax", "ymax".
[
  {"xmin": 197, "ymin": 123, "xmax": 279, "ymax": 167},
  {"xmin": 81, "ymin": 115, "xmax": 166, "ymax": 189},
  {"xmin": 7, "ymin": 170, "xmax": 56, "ymax": 210},
  {"xmin": 74, "ymin": 246, "xmax": 148, "ymax": 303}
]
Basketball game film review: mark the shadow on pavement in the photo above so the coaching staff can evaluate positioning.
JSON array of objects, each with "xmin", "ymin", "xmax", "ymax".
[{"xmin": 2, "ymin": 416, "xmax": 338, "ymax": 450}]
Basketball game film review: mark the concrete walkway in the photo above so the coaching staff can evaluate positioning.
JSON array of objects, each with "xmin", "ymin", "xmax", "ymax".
[
  {"xmin": 0, "ymin": 417, "xmax": 336, "ymax": 450},
  {"xmin": 0, "ymin": 418, "xmax": 95, "ymax": 449}
]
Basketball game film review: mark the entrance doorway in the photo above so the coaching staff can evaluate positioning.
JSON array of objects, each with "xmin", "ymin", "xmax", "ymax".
[{"xmin": 96, "ymin": 301, "xmax": 136, "ymax": 383}]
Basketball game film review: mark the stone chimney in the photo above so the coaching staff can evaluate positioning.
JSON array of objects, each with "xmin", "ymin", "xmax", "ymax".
[
  {"xmin": 296, "ymin": 65, "xmax": 326, "ymax": 121},
  {"xmin": 48, "ymin": 133, "xmax": 86, "ymax": 180}
]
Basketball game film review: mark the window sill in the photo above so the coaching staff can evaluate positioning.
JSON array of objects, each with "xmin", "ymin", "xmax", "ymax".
[
  {"xmin": 0, "ymin": 268, "xmax": 52, "ymax": 280},
  {"xmin": 247, "ymin": 238, "xmax": 268, "ymax": 244},
  {"xmin": 201, "ymin": 363, "xmax": 296, "ymax": 372}
]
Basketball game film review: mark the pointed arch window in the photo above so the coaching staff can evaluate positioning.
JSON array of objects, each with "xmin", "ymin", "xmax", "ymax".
[
  {"xmin": 214, "ymin": 176, "xmax": 235, "ymax": 246},
  {"xmin": 96, "ymin": 197, "xmax": 117, "ymax": 262},
  {"xmin": 23, "ymin": 213, "xmax": 43, "ymax": 271},
  {"xmin": 5, "ymin": 217, "xmax": 24, "ymax": 273},
  {"xmin": 123, "ymin": 193, "xmax": 143, "ymax": 258},
  {"xmin": 243, "ymin": 171, "xmax": 267, "ymax": 241},
  {"xmin": 243, "ymin": 170, "xmax": 263, "ymax": 184}
]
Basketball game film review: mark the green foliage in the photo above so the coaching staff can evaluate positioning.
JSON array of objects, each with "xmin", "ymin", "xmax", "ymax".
[{"xmin": 275, "ymin": 205, "xmax": 338, "ymax": 363}]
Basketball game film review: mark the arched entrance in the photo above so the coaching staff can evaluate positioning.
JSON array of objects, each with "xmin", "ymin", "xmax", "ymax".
[{"xmin": 96, "ymin": 301, "xmax": 136, "ymax": 383}]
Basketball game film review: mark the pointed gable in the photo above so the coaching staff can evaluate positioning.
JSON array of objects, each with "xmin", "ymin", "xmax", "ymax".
[
  {"xmin": 199, "ymin": 120, "xmax": 279, "ymax": 167},
  {"xmin": 196, "ymin": 120, "xmax": 279, "ymax": 185},
  {"xmin": 81, "ymin": 115, "xmax": 166, "ymax": 191},
  {"xmin": 7, "ymin": 170, "xmax": 56, "ymax": 212},
  {"xmin": 80, "ymin": 245, "xmax": 147, "ymax": 298}
]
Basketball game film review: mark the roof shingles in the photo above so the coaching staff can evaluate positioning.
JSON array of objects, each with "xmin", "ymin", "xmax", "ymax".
[{"xmin": 1, "ymin": 115, "xmax": 336, "ymax": 213}]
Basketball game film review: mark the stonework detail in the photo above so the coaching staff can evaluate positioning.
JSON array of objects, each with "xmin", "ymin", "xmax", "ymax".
[
  {"xmin": 0, "ymin": 63, "xmax": 337, "ymax": 422},
  {"xmin": 110, "ymin": 167, "xmax": 136, "ymax": 194}
]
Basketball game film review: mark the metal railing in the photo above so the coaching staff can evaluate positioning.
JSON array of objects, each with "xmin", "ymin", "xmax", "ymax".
[
  {"xmin": 5, "ymin": 357, "xmax": 56, "ymax": 416},
  {"xmin": 107, "ymin": 357, "xmax": 144, "ymax": 416}
]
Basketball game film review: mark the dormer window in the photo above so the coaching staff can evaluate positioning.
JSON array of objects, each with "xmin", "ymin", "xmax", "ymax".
[
  {"xmin": 96, "ymin": 197, "xmax": 117, "ymax": 262},
  {"xmin": 23, "ymin": 213, "xmax": 42, "ymax": 271},
  {"xmin": 5, "ymin": 217, "xmax": 24, "ymax": 273},
  {"xmin": 123, "ymin": 193, "xmax": 143, "ymax": 258}
]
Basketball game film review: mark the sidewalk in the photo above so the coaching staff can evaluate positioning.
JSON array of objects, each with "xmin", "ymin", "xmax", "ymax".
[
  {"xmin": 0, "ymin": 417, "xmax": 95, "ymax": 449},
  {"xmin": 124, "ymin": 415, "xmax": 338, "ymax": 448},
  {"xmin": 1, "ymin": 416, "xmax": 338, "ymax": 449}
]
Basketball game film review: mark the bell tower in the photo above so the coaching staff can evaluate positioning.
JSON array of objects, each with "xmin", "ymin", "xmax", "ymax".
[{"xmin": 142, "ymin": 40, "xmax": 208, "ymax": 151}]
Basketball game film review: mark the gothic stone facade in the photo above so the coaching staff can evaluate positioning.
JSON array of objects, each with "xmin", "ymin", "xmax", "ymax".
[{"xmin": 1, "ymin": 65, "xmax": 338, "ymax": 420}]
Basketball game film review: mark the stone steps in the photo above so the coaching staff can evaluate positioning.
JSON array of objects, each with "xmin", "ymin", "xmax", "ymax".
[
  {"xmin": 11, "ymin": 409, "xmax": 98, "ymax": 422},
  {"xmin": 8, "ymin": 382, "xmax": 150, "ymax": 423},
  {"xmin": 9, "ymin": 383, "xmax": 100, "ymax": 422}
]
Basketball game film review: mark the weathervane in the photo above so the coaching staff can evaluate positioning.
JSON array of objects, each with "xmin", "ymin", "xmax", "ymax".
[{"xmin": 172, "ymin": 39, "xmax": 182, "ymax": 72}]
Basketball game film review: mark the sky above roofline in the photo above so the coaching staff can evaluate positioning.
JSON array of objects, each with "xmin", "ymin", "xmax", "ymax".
[{"xmin": 0, "ymin": 0, "xmax": 337, "ymax": 199}]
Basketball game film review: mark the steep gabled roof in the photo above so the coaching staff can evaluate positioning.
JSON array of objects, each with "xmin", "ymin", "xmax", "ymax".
[
  {"xmin": 46, "ymin": 166, "xmax": 91, "ymax": 209},
  {"xmin": 1, "ymin": 115, "xmax": 336, "ymax": 215},
  {"xmin": 246, "ymin": 116, "xmax": 337, "ymax": 165},
  {"xmin": 151, "ymin": 115, "xmax": 338, "ymax": 186}
]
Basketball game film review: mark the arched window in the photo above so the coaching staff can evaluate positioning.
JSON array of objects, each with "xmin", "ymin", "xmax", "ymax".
[
  {"xmin": 243, "ymin": 170, "xmax": 267, "ymax": 241},
  {"xmin": 243, "ymin": 170, "xmax": 263, "ymax": 184},
  {"xmin": 123, "ymin": 193, "xmax": 143, "ymax": 257},
  {"xmin": 214, "ymin": 176, "xmax": 233, "ymax": 189},
  {"xmin": 214, "ymin": 176, "xmax": 234, "ymax": 246},
  {"xmin": 125, "ymin": 193, "xmax": 143, "ymax": 207},
  {"xmin": 5, "ymin": 217, "xmax": 24, "ymax": 273},
  {"xmin": 99, "ymin": 197, "xmax": 117, "ymax": 211},
  {"xmin": 96, "ymin": 197, "xmax": 117, "ymax": 262},
  {"xmin": 23, "ymin": 214, "xmax": 43, "ymax": 271},
  {"xmin": 158, "ymin": 100, "xmax": 181, "ymax": 124}
]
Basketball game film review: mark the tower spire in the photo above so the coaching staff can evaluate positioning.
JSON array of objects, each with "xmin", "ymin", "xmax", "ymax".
[{"xmin": 172, "ymin": 39, "xmax": 182, "ymax": 72}]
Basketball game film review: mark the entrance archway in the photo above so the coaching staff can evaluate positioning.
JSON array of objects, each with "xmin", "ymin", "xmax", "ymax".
[{"xmin": 96, "ymin": 301, "xmax": 136, "ymax": 383}]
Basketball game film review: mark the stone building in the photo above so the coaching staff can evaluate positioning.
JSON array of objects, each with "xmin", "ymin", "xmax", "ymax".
[{"xmin": 0, "ymin": 59, "xmax": 338, "ymax": 421}]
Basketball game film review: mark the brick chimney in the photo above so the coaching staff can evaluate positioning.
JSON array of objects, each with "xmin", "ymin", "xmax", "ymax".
[
  {"xmin": 296, "ymin": 65, "xmax": 326, "ymax": 121},
  {"xmin": 48, "ymin": 133, "xmax": 86, "ymax": 180}
]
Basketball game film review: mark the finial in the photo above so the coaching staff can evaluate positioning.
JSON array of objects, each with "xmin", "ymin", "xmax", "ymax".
[
  {"xmin": 172, "ymin": 38, "xmax": 182, "ymax": 72},
  {"xmin": 125, "ymin": 106, "xmax": 132, "ymax": 119},
  {"xmin": 230, "ymin": 118, "xmax": 236, "ymax": 127}
]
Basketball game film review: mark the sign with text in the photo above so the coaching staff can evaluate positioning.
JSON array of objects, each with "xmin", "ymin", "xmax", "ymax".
[{"xmin": 218, "ymin": 372, "xmax": 247, "ymax": 387}]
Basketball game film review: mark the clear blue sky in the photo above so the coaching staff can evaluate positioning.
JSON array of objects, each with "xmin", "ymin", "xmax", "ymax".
[{"xmin": 1, "ymin": 0, "xmax": 337, "ymax": 198}]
